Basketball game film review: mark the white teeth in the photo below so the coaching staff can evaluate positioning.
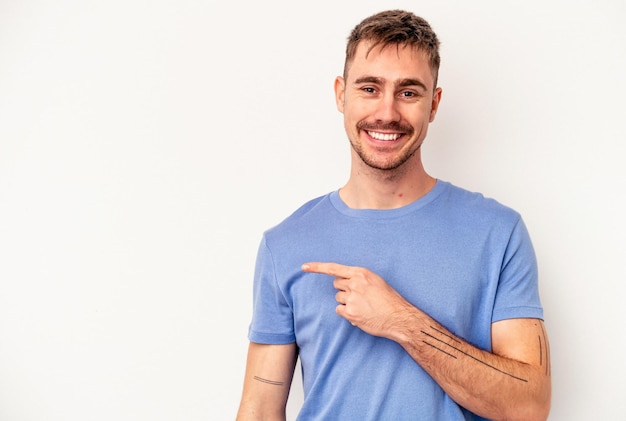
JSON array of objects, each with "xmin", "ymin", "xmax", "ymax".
[{"xmin": 367, "ymin": 131, "xmax": 401, "ymax": 141}]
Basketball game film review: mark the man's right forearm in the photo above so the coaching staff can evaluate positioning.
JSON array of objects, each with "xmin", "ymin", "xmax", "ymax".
[{"xmin": 236, "ymin": 342, "xmax": 298, "ymax": 421}]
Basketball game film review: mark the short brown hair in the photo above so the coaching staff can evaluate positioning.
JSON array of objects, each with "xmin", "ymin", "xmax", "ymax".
[{"xmin": 343, "ymin": 10, "xmax": 441, "ymax": 86}]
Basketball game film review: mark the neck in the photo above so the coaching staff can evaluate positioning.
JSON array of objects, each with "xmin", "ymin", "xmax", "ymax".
[{"xmin": 339, "ymin": 153, "xmax": 436, "ymax": 210}]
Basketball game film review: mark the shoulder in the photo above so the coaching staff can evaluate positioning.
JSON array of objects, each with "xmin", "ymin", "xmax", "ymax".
[
  {"xmin": 433, "ymin": 181, "xmax": 524, "ymax": 238},
  {"xmin": 439, "ymin": 180, "xmax": 521, "ymax": 221},
  {"xmin": 263, "ymin": 192, "xmax": 334, "ymax": 240}
]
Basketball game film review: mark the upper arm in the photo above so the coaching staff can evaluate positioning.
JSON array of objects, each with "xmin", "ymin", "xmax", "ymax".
[
  {"xmin": 491, "ymin": 318, "xmax": 550, "ymax": 374},
  {"xmin": 236, "ymin": 342, "xmax": 298, "ymax": 421}
]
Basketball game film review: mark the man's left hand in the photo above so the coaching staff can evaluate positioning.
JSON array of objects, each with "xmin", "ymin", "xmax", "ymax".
[{"xmin": 302, "ymin": 262, "xmax": 412, "ymax": 339}]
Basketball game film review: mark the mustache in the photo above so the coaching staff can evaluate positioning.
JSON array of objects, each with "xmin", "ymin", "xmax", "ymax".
[{"xmin": 357, "ymin": 120, "xmax": 414, "ymax": 134}]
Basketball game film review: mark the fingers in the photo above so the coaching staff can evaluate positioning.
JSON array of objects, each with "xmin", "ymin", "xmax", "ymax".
[
  {"xmin": 303, "ymin": 261, "xmax": 365, "ymax": 292},
  {"xmin": 335, "ymin": 303, "xmax": 357, "ymax": 327},
  {"xmin": 303, "ymin": 262, "xmax": 352, "ymax": 292},
  {"xmin": 308, "ymin": 263, "xmax": 360, "ymax": 328},
  {"xmin": 301, "ymin": 262, "xmax": 356, "ymax": 278},
  {"xmin": 335, "ymin": 290, "xmax": 349, "ymax": 304}
]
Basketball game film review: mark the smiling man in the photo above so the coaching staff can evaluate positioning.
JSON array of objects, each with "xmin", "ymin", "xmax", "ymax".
[{"xmin": 236, "ymin": 10, "xmax": 551, "ymax": 421}]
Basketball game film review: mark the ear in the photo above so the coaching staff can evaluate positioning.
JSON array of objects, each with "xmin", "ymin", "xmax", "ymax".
[
  {"xmin": 334, "ymin": 76, "xmax": 346, "ymax": 113},
  {"xmin": 429, "ymin": 87, "xmax": 443, "ymax": 122}
]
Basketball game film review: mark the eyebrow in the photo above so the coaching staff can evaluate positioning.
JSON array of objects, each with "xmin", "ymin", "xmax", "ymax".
[
  {"xmin": 353, "ymin": 76, "xmax": 428, "ymax": 91},
  {"xmin": 354, "ymin": 76, "xmax": 384, "ymax": 85},
  {"xmin": 397, "ymin": 78, "xmax": 428, "ymax": 91}
]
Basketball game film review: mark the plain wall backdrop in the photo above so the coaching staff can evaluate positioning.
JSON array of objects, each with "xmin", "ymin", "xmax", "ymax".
[{"xmin": 1, "ymin": 0, "xmax": 625, "ymax": 419}]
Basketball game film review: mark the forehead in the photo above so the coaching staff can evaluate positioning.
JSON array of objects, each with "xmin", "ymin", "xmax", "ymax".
[{"xmin": 346, "ymin": 41, "xmax": 433, "ymax": 85}]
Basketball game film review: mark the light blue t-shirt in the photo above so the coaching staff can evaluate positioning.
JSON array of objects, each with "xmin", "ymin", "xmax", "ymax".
[{"xmin": 248, "ymin": 180, "xmax": 543, "ymax": 420}]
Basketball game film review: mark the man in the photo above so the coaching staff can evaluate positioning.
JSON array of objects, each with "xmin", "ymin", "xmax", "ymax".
[{"xmin": 237, "ymin": 10, "xmax": 551, "ymax": 421}]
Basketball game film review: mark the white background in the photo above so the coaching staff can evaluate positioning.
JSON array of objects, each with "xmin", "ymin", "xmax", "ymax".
[{"xmin": 1, "ymin": 1, "xmax": 625, "ymax": 420}]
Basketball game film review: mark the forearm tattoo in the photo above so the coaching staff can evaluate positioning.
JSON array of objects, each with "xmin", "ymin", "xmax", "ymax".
[
  {"xmin": 253, "ymin": 376, "xmax": 285, "ymax": 386},
  {"xmin": 421, "ymin": 325, "xmax": 529, "ymax": 383}
]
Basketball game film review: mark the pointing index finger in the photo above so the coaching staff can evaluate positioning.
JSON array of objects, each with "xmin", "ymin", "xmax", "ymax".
[{"xmin": 302, "ymin": 262, "xmax": 354, "ymax": 278}]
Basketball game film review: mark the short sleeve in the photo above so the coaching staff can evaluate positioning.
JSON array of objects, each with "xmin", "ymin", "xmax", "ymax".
[
  {"xmin": 492, "ymin": 217, "xmax": 544, "ymax": 322},
  {"xmin": 247, "ymin": 236, "xmax": 296, "ymax": 344}
]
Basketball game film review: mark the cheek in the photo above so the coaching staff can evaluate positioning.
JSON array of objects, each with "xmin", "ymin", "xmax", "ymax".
[
  {"xmin": 407, "ymin": 106, "xmax": 433, "ymax": 124},
  {"xmin": 344, "ymin": 101, "xmax": 372, "ymax": 122}
]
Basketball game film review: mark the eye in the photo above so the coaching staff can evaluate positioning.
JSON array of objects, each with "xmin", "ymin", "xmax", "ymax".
[
  {"xmin": 362, "ymin": 87, "xmax": 376, "ymax": 94},
  {"xmin": 398, "ymin": 90, "xmax": 423, "ymax": 101}
]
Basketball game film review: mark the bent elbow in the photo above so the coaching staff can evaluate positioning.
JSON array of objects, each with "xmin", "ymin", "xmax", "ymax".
[{"xmin": 505, "ymin": 393, "xmax": 551, "ymax": 421}]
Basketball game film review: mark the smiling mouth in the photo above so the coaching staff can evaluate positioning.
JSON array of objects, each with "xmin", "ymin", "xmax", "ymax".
[{"xmin": 367, "ymin": 131, "xmax": 402, "ymax": 141}]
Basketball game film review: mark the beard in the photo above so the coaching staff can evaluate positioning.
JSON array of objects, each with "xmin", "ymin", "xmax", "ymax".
[{"xmin": 350, "ymin": 120, "xmax": 419, "ymax": 171}]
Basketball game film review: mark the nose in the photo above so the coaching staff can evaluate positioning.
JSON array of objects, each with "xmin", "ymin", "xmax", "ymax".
[{"xmin": 373, "ymin": 92, "xmax": 401, "ymax": 123}]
